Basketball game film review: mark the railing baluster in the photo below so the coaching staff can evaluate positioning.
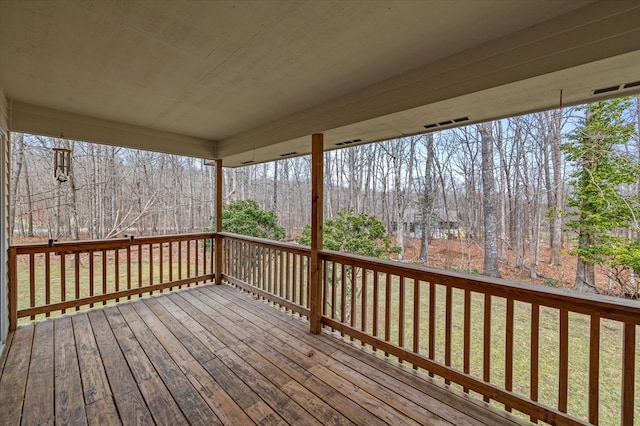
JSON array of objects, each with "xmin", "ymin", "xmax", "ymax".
[
  {"xmin": 114, "ymin": 249, "xmax": 120, "ymax": 301},
  {"xmin": 341, "ymin": 262, "xmax": 347, "ymax": 337},
  {"xmin": 45, "ymin": 252, "xmax": 51, "ymax": 316},
  {"xmin": 268, "ymin": 247, "xmax": 272, "ymax": 294},
  {"xmin": 186, "ymin": 240, "xmax": 191, "ymax": 285},
  {"xmin": 149, "ymin": 243, "xmax": 154, "ymax": 294},
  {"xmin": 126, "ymin": 246, "xmax": 131, "ymax": 300},
  {"xmin": 194, "ymin": 239, "xmax": 199, "ymax": 281},
  {"xmin": 320, "ymin": 257, "xmax": 325, "ymax": 317},
  {"xmin": 384, "ymin": 273, "xmax": 391, "ymax": 356},
  {"xmin": 138, "ymin": 244, "xmax": 143, "ymax": 297},
  {"xmin": 505, "ymin": 298, "xmax": 514, "ymax": 411},
  {"xmin": 75, "ymin": 252, "xmax": 80, "ymax": 310},
  {"xmin": 102, "ymin": 250, "xmax": 107, "ymax": 305},
  {"xmin": 61, "ymin": 252, "xmax": 66, "ymax": 313},
  {"xmin": 89, "ymin": 250, "xmax": 95, "ymax": 306},
  {"xmin": 428, "ymin": 281, "xmax": 435, "ymax": 377},
  {"xmin": 622, "ymin": 322, "xmax": 635, "ymax": 426},
  {"xmin": 559, "ymin": 309, "xmax": 569, "ymax": 413},
  {"xmin": 483, "ymin": 293, "xmax": 491, "ymax": 402},
  {"xmin": 159, "ymin": 242, "xmax": 164, "ymax": 286},
  {"xmin": 372, "ymin": 271, "xmax": 379, "ymax": 340},
  {"xmin": 29, "ymin": 253, "xmax": 35, "ymax": 319},
  {"xmin": 178, "ymin": 241, "xmax": 183, "ymax": 281},
  {"xmin": 292, "ymin": 254, "xmax": 298, "ymax": 307},
  {"xmin": 530, "ymin": 302, "xmax": 540, "ymax": 422},
  {"xmin": 360, "ymin": 268, "xmax": 367, "ymax": 345},
  {"xmin": 463, "ymin": 289, "xmax": 471, "ymax": 392},
  {"xmin": 445, "ymin": 285, "xmax": 452, "ymax": 384},
  {"xmin": 413, "ymin": 278, "xmax": 419, "ymax": 370},
  {"xmin": 285, "ymin": 252, "xmax": 292, "ymax": 315},
  {"xmin": 588, "ymin": 315, "xmax": 600, "ymax": 424},
  {"xmin": 399, "ymin": 275, "xmax": 405, "ymax": 354},
  {"xmin": 350, "ymin": 264, "xmax": 356, "ymax": 341}
]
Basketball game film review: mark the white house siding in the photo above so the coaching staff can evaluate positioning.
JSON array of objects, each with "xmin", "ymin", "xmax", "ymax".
[{"xmin": 0, "ymin": 87, "xmax": 8, "ymax": 353}]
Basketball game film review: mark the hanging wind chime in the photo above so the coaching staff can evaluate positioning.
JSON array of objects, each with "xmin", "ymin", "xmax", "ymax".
[{"xmin": 53, "ymin": 147, "xmax": 71, "ymax": 183}]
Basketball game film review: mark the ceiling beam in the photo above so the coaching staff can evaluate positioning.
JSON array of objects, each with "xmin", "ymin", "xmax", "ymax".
[{"xmin": 9, "ymin": 101, "xmax": 217, "ymax": 159}]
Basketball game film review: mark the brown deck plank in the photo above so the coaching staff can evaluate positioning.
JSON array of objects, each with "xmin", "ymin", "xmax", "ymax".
[
  {"xmin": 214, "ymin": 284, "xmax": 525, "ymax": 426},
  {"xmin": 84, "ymin": 397, "xmax": 122, "ymax": 426},
  {"xmin": 22, "ymin": 320, "xmax": 55, "ymax": 426},
  {"xmin": 126, "ymin": 301, "xmax": 253, "ymax": 425},
  {"xmin": 0, "ymin": 325, "xmax": 33, "ymax": 426},
  {"xmin": 103, "ymin": 306, "xmax": 188, "ymax": 425},
  {"xmin": 72, "ymin": 314, "xmax": 114, "ymax": 405},
  {"xmin": 171, "ymin": 291, "xmax": 347, "ymax": 425},
  {"xmin": 86, "ymin": 310, "xmax": 154, "ymax": 426},
  {"xmin": 160, "ymin": 294, "xmax": 286, "ymax": 424},
  {"xmin": 114, "ymin": 303, "xmax": 219, "ymax": 426},
  {"xmin": 202, "ymin": 287, "xmax": 450, "ymax": 425},
  {"xmin": 54, "ymin": 316, "xmax": 88, "ymax": 425}
]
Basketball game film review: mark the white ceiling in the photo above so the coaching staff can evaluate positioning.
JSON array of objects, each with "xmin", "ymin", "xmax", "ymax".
[{"xmin": 1, "ymin": 0, "xmax": 640, "ymax": 166}]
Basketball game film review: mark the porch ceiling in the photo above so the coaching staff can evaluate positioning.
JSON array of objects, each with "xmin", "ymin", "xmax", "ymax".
[{"xmin": 1, "ymin": 1, "xmax": 640, "ymax": 166}]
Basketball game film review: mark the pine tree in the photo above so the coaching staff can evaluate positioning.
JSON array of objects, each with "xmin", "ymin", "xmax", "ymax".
[{"xmin": 564, "ymin": 98, "xmax": 639, "ymax": 293}]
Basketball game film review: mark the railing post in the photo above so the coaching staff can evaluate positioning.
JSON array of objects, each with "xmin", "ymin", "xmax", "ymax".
[
  {"xmin": 8, "ymin": 247, "xmax": 17, "ymax": 331},
  {"xmin": 309, "ymin": 133, "xmax": 323, "ymax": 334},
  {"xmin": 215, "ymin": 159, "xmax": 223, "ymax": 284}
]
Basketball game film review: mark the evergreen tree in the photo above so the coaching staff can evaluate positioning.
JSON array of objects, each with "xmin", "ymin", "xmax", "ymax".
[
  {"xmin": 563, "ymin": 98, "xmax": 639, "ymax": 293},
  {"xmin": 211, "ymin": 199, "xmax": 285, "ymax": 240}
]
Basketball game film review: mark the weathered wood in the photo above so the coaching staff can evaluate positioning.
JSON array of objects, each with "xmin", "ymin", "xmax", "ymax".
[
  {"xmin": 215, "ymin": 159, "xmax": 223, "ymax": 284},
  {"xmin": 309, "ymin": 133, "xmax": 324, "ymax": 334},
  {"xmin": 87, "ymin": 310, "xmax": 154, "ymax": 425},
  {"xmin": 129, "ymin": 301, "xmax": 252, "ymax": 425},
  {"xmin": 588, "ymin": 315, "xmax": 600, "ymax": 425},
  {"xmin": 505, "ymin": 298, "xmax": 514, "ymax": 412},
  {"xmin": 22, "ymin": 321, "xmax": 55, "ymax": 426},
  {"xmin": 558, "ymin": 309, "xmax": 569, "ymax": 413},
  {"xmin": 71, "ymin": 314, "xmax": 113, "ymax": 405},
  {"xmin": 114, "ymin": 304, "xmax": 214, "ymax": 425},
  {"xmin": 621, "ymin": 322, "xmax": 636, "ymax": 426},
  {"xmin": 54, "ymin": 317, "xmax": 87, "ymax": 425},
  {"xmin": 8, "ymin": 247, "xmax": 17, "ymax": 330}
]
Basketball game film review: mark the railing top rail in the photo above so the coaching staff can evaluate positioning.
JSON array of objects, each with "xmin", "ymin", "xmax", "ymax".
[
  {"xmin": 10, "ymin": 232, "xmax": 216, "ymax": 254},
  {"xmin": 319, "ymin": 249, "xmax": 640, "ymax": 324},
  {"xmin": 218, "ymin": 232, "xmax": 311, "ymax": 255}
]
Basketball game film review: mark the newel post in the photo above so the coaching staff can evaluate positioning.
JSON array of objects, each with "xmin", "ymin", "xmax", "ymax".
[
  {"xmin": 8, "ymin": 246, "xmax": 17, "ymax": 331},
  {"xmin": 214, "ymin": 159, "xmax": 223, "ymax": 284},
  {"xmin": 309, "ymin": 133, "xmax": 324, "ymax": 334}
]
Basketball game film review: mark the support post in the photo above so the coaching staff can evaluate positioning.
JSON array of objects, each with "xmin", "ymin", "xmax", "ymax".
[
  {"xmin": 309, "ymin": 134, "xmax": 324, "ymax": 334},
  {"xmin": 8, "ymin": 247, "xmax": 16, "ymax": 331},
  {"xmin": 214, "ymin": 159, "xmax": 223, "ymax": 284}
]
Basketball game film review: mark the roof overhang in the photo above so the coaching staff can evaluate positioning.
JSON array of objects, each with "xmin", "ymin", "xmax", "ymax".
[{"xmin": 2, "ymin": 1, "xmax": 640, "ymax": 167}]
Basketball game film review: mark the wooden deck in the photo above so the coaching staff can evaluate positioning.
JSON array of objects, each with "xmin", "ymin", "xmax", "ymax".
[{"xmin": 0, "ymin": 284, "xmax": 525, "ymax": 425}]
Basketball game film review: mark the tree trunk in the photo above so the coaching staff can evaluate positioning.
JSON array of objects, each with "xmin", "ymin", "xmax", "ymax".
[
  {"xmin": 419, "ymin": 134, "xmax": 434, "ymax": 264},
  {"xmin": 575, "ymin": 230, "xmax": 597, "ymax": 292},
  {"xmin": 549, "ymin": 108, "xmax": 563, "ymax": 265},
  {"xmin": 480, "ymin": 123, "xmax": 501, "ymax": 278}
]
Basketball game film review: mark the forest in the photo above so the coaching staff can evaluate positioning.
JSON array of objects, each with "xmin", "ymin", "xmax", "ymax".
[{"xmin": 10, "ymin": 97, "xmax": 640, "ymax": 298}]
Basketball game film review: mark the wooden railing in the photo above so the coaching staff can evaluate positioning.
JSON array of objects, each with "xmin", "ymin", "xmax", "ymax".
[
  {"xmin": 220, "ymin": 232, "xmax": 311, "ymax": 317},
  {"xmin": 219, "ymin": 234, "xmax": 639, "ymax": 426},
  {"xmin": 9, "ymin": 233, "xmax": 215, "ymax": 327},
  {"xmin": 8, "ymin": 232, "xmax": 640, "ymax": 424}
]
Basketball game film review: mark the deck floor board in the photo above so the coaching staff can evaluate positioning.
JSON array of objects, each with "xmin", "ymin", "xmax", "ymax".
[{"xmin": 0, "ymin": 284, "xmax": 526, "ymax": 425}]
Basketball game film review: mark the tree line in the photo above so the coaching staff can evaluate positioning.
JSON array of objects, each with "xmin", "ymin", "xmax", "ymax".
[{"xmin": 10, "ymin": 97, "xmax": 640, "ymax": 296}]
